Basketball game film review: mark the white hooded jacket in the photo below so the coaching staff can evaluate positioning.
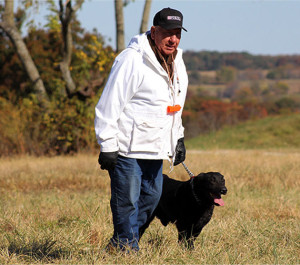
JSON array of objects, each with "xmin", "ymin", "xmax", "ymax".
[{"xmin": 94, "ymin": 32, "xmax": 188, "ymax": 160}]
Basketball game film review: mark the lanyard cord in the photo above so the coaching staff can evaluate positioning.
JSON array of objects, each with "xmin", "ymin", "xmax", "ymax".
[
  {"xmin": 162, "ymin": 54, "xmax": 181, "ymax": 94},
  {"xmin": 161, "ymin": 53, "xmax": 174, "ymax": 87}
]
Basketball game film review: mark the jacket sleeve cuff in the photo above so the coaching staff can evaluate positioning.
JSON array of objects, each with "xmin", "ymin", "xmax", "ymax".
[
  {"xmin": 178, "ymin": 124, "xmax": 185, "ymax": 139},
  {"xmin": 98, "ymin": 138, "xmax": 119, "ymax": 152}
]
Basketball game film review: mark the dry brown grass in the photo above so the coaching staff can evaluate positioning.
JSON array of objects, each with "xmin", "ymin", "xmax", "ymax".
[{"xmin": 0, "ymin": 150, "xmax": 299, "ymax": 264}]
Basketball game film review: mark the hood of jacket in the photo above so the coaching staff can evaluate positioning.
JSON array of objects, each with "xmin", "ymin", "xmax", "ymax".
[{"xmin": 127, "ymin": 31, "xmax": 183, "ymax": 72}]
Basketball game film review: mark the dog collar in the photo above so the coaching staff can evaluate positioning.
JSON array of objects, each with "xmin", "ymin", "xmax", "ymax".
[{"xmin": 190, "ymin": 177, "xmax": 202, "ymax": 205}]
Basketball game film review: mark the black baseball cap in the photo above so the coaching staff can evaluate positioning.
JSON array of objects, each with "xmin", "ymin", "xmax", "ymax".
[{"xmin": 153, "ymin": 7, "xmax": 187, "ymax": 32}]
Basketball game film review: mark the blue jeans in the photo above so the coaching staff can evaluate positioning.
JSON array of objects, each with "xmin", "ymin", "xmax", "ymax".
[{"xmin": 108, "ymin": 155, "xmax": 163, "ymax": 251}]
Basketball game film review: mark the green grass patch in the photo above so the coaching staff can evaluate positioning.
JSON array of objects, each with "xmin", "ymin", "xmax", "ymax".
[{"xmin": 186, "ymin": 113, "xmax": 300, "ymax": 150}]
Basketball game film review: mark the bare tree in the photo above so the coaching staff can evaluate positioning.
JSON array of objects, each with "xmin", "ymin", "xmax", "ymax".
[
  {"xmin": 114, "ymin": 0, "xmax": 125, "ymax": 52},
  {"xmin": 58, "ymin": 0, "xmax": 84, "ymax": 96},
  {"xmin": 140, "ymin": 0, "xmax": 152, "ymax": 33},
  {"xmin": 114, "ymin": 0, "xmax": 152, "ymax": 52},
  {"xmin": 0, "ymin": 0, "xmax": 49, "ymax": 104}
]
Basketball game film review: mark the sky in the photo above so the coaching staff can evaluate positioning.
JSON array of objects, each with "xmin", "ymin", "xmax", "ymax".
[{"xmin": 18, "ymin": 0, "xmax": 300, "ymax": 56}]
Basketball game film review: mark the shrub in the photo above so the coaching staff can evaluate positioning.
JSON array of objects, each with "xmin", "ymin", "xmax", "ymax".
[{"xmin": 0, "ymin": 96, "xmax": 97, "ymax": 156}]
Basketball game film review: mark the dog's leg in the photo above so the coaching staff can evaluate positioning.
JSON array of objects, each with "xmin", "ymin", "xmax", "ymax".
[
  {"xmin": 138, "ymin": 223, "xmax": 149, "ymax": 241},
  {"xmin": 177, "ymin": 228, "xmax": 196, "ymax": 249},
  {"xmin": 177, "ymin": 222, "xmax": 204, "ymax": 249},
  {"xmin": 138, "ymin": 214, "xmax": 155, "ymax": 241}
]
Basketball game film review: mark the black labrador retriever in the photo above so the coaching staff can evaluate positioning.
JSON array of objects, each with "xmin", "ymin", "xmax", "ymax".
[{"xmin": 139, "ymin": 172, "xmax": 227, "ymax": 249}]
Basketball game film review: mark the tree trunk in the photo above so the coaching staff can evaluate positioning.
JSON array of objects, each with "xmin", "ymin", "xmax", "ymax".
[
  {"xmin": 58, "ymin": 0, "xmax": 84, "ymax": 97},
  {"xmin": 114, "ymin": 0, "xmax": 125, "ymax": 52},
  {"xmin": 0, "ymin": 0, "xmax": 49, "ymax": 104},
  {"xmin": 140, "ymin": 0, "xmax": 152, "ymax": 33}
]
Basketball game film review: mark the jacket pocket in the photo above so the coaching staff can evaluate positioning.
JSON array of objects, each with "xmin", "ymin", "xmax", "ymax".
[{"xmin": 130, "ymin": 118, "xmax": 164, "ymax": 153}]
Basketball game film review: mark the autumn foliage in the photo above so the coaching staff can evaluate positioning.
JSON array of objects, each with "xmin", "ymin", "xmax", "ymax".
[
  {"xmin": 183, "ymin": 92, "xmax": 268, "ymax": 138},
  {"xmin": 0, "ymin": 15, "xmax": 115, "ymax": 155}
]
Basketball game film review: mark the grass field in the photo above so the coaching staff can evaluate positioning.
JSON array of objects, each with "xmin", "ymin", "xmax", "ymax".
[
  {"xmin": 0, "ymin": 150, "xmax": 299, "ymax": 264},
  {"xmin": 186, "ymin": 113, "xmax": 300, "ymax": 150}
]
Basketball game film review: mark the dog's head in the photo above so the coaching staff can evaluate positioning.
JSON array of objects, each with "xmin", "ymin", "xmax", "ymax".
[{"xmin": 193, "ymin": 172, "xmax": 227, "ymax": 206}]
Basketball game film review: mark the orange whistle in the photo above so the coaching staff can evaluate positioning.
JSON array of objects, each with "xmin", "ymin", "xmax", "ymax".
[{"xmin": 167, "ymin": 105, "xmax": 181, "ymax": 113}]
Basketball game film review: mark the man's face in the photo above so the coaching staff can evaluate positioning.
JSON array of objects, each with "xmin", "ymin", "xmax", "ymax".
[{"xmin": 151, "ymin": 26, "xmax": 181, "ymax": 56}]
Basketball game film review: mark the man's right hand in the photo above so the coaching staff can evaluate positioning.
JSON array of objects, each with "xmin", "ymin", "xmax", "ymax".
[{"xmin": 98, "ymin": 151, "xmax": 118, "ymax": 171}]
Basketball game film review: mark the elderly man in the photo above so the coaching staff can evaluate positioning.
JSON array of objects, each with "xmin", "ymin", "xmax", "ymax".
[{"xmin": 95, "ymin": 7, "xmax": 188, "ymax": 251}]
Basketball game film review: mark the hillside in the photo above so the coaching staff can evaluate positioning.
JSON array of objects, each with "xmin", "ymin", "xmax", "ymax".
[
  {"xmin": 183, "ymin": 51, "xmax": 300, "ymax": 112},
  {"xmin": 183, "ymin": 51, "xmax": 300, "ymax": 71},
  {"xmin": 185, "ymin": 113, "xmax": 300, "ymax": 150}
]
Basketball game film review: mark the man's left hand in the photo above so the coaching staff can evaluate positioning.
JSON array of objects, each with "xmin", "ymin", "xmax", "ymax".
[{"xmin": 174, "ymin": 137, "xmax": 186, "ymax": 166}]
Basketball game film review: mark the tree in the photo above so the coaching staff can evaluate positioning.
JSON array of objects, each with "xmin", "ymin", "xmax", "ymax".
[
  {"xmin": 140, "ymin": 0, "xmax": 151, "ymax": 33},
  {"xmin": 216, "ymin": 66, "xmax": 236, "ymax": 84},
  {"xmin": 114, "ymin": 0, "xmax": 125, "ymax": 52},
  {"xmin": 0, "ymin": 0, "xmax": 49, "ymax": 105},
  {"xmin": 114, "ymin": 0, "xmax": 152, "ymax": 52},
  {"xmin": 1, "ymin": 0, "xmax": 115, "ymax": 102},
  {"xmin": 58, "ymin": 0, "xmax": 84, "ymax": 96}
]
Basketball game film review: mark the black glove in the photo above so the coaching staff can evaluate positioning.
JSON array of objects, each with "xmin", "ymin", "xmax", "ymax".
[
  {"xmin": 98, "ymin": 151, "xmax": 118, "ymax": 171},
  {"xmin": 173, "ymin": 138, "xmax": 186, "ymax": 166}
]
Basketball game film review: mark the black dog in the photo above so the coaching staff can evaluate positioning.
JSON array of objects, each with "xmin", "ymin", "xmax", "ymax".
[{"xmin": 139, "ymin": 172, "xmax": 227, "ymax": 249}]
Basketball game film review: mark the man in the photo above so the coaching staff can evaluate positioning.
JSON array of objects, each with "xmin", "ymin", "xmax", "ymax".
[{"xmin": 94, "ymin": 7, "xmax": 188, "ymax": 251}]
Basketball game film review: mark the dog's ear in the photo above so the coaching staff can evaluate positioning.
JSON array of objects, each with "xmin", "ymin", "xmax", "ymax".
[
  {"xmin": 207, "ymin": 172, "xmax": 225, "ymax": 182},
  {"xmin": 196, "ymin": 172, "xmax": 225, "ymax": 188},
  {"xmin": 194, "ymin": 173, "xmax": 210, "ymax": 189},
  {"xmin": 195, "ymin": 173, "xmax": 206, "ymax": 179}
]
